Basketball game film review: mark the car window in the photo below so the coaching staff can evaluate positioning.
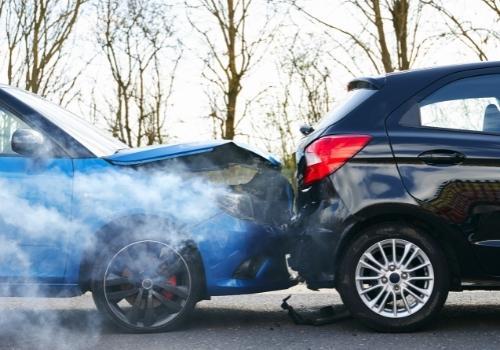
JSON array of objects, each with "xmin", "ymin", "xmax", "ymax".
[
  {"xmin": 401, "ymin": 74, "xmax": 500, "ymax": 133},
  {"xmin": 315, "ymin": 88, "xmax": 377, "ymax": 130},
  {"xmin": 4, "ymin": 87, "xmax": 128, "ymax": 157},
  {"xmin": 0, "ymin": 107, "xmax": 30, "ymax": 155}
]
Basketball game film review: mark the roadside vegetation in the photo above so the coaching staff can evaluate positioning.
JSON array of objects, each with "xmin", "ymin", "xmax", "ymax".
[{"xmin": 0, "ymin": 0, "xmax": 498, "ymax": 174}]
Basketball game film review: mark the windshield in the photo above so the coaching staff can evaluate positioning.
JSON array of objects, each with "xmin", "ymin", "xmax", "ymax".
[
  {"xmin": 315, "ymin": 88, "xmax": 377, "ymax": 130},
  {"xmin": 5, "ymin": 88, "xmax": 128, "ymax": 157}
]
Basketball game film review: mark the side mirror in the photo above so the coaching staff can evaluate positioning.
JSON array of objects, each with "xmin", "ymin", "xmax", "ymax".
[
  {"xmin": 11, "ymin": 129, "xmax": 46, "ymax": 157},
  {"xmin": 299, "ymin": 124, "xmax": 314, "ymax": 136}
]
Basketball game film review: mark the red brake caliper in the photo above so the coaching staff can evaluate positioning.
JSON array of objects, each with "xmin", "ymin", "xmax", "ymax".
[{"xmin": 163, "ymin": 275, "xmax": 177, "ymax": 300}]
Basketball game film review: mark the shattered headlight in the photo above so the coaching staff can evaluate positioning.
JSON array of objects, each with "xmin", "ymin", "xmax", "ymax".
[
  {"xmin": 216, "ymin": 192, "xmax": 256, "ymax": 221},
  {"xmin": 198, "ymin": 164, "xmax": 258, "ymax": 186}
]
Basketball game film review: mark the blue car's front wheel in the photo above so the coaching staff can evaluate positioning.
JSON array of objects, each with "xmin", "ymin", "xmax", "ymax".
[{"xmin": 92, "ymin": 239, "xmax": 202, "ymax": 333}]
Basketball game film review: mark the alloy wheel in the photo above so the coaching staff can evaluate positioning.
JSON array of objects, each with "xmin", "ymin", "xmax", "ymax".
[
  {"xmin": 355, "ymin": 238, "xmax": 434, "ymax": 318},
  {"xmin": 103, "ymin": 240, "xmax": 192, "ymax": 329}
]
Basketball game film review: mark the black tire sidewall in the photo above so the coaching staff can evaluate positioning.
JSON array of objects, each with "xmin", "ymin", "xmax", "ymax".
[{"xmin": 337, "ymin": 222, "xmax": 449, "ymax": 332}]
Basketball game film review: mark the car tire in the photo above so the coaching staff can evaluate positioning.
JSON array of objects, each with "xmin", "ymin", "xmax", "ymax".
[
  {"xmin": 91, "ymin": 235, "xmax": 203, "ymax": 333},
  {"xmin": 336, "ymin": 222, "xmax": 449, "ymax": 332}
]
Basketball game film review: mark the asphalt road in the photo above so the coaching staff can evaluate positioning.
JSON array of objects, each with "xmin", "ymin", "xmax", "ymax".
[{"xmin": 0, "ymin": 286, "xmax": 499, "ymax": 350}]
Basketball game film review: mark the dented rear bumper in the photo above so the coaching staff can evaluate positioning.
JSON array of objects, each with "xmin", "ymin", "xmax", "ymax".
[{"xmin": 288, "ymin": 179, "xmax": 354, "ymax": 290}]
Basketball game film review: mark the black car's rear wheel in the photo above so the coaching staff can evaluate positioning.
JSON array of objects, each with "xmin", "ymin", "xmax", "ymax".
[
  {"xmin": 92, "ymin": 239, "xmax": 201, "ymax": 333},
  {"xmin": 337, "ymin": 222, "xmax": 449, "ymax": 332}
]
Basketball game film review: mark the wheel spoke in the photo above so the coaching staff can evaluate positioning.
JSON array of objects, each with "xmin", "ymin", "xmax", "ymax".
[
  {"xmin": 406, "ymin": 262, "xmax": 430, "ymax": 272},
  {"xmin": 405, "ymin": 281, "xmax": 430, "ymax": 296},
  {"xmin": 124, "ymin": 247, "xmax": 139, "ymax": 266},
  {"xmin": 368, "ymin": 284, "xmax": 388, "ymax": 308},
  {"xmin": 151, "ymin": 290, "xmax": 183, "ymax": 313},
  {"xmin": 360, "ymin": 260, "xmax": 383, "ymax": 274},
  {"xmin": 402, "ymin": 247, "xmax": 420, "ymax": 269},
  {"xmin": 154, "ymin": 280, "xmax": 189, "ymax": 299},
  {"xmin": 125, "ymin": 288, "xmax": 144, "ymax": 324},
  {"xmin": 392, "ymin": 291, "xmax": 397, "ymax": 317},
  {"xmin": 392, "ymin": 239, "xmax": 397, "ymax": 264},
  {"xmin": 408, "ymin": 276, "xmax": 433, "ymax": 281},
  {"xmin": 158, "ymin": 256, "xmax": 184, "ymax": 278},
  {"xmin": 107, "ymin": 287, "xmax": 139, "ymax": 302},
  {"xmin": 105, "ymin": 276, "xmax": 133, "ymax": 287},
  {"xmin": 356, "ymin": 275, "xmax": 381, "ymax": 281},
  {"xmin": 403, "ymin": 286, "xmax": 425, "ymax": 304},
  {"xmin": 363, "ymin": 252, "xmax": 385, "ymax": 270},
  {"xmin": 398, "ymin": 243, "xmax": 412, "ymax": 267},
  {"xmin": 360, "ymin": 283, "xmax": 383, "ymax": 295},
  {"xmin": 377, "ymin": 288, "xmax": 391, "ymax": 313},
  {"xmin": 143, "ymin": 291, "xmax": 155, "ymax": 327},
  {"xmin": 401, "ymin": 289, "xmax": 411, "ymax": 314},
  {"xmin": 109, "ymin": 255, "xmax": 132, "ymax": 274},
  {"xmin": 378, "ymin": 242, "xmax": 389, "ymax": 267}
]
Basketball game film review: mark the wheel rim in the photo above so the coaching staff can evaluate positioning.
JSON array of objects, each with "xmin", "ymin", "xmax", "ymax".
[
  {"xmin": 355, "ymin": 238, "xmax": 434, "ymax": 318},
  {"xmin": 103, "ymin": 240, "xmax": 191, "ymax": 329}
]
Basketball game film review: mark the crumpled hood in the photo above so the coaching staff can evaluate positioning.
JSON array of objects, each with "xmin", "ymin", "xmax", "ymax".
[{"xmin": 104, "ymin": 140, "xmax": 281, "ymax": 167}]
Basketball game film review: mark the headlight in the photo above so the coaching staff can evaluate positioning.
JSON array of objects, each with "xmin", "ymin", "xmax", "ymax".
[{"xmin": 216, "ymin": 192, "xmax": 256, "ymax": 221}]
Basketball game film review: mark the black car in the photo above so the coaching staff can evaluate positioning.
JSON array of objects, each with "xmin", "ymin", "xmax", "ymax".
[{"xmin": 291, "ymin": 61, "xmax": 500, "ymax": 332}]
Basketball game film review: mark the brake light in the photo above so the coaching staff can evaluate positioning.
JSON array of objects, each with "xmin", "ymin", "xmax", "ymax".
[{"xmin": 303, "ymin": 135, "xmax": 372, "ymax": 186}]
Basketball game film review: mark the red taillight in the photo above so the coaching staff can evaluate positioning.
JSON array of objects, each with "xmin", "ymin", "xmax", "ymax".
[{"xmin": 303, "ymin": 135, "xmax": 372, "ymax": 186}]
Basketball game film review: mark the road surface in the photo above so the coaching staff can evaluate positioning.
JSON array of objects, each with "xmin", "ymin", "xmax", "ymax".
[{"xmin": 0, "ymin": 286, "xmax": 499, "ymax": 350}]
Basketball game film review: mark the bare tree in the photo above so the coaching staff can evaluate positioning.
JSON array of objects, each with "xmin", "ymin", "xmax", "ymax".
[
  {"xmin": 423, "ymin": 0, "xmax": 500, "ymax": 61},
  {"xmin": 96, "ymin": 0, "xmax": 179, "ymax": 147},
  {"xmin": 481, "ymin": 0, "xmax": 500, "ymax": 18},
  {"xmin": 287, "ymin": 41, "xmax": 333, "ymax": 126},
  {"xmin": 186, "ymin": 0, "xmax": 279, "ymax": 140},
  {"xmin": 2, "ymin": 0, "xmax": 86, "ymax": 104},
  {"xmin": 257, "ymin": 33, "xmax": 334, "ymax": 170},
  {"xmin": 294, "ymin": 0, "xmax": 434, "ymax": 74}
]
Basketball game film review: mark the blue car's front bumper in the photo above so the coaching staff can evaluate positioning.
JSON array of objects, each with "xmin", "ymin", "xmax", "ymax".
[{"xmin": 196, "ymin": 212, "xmax": 295, "ymax": 296}]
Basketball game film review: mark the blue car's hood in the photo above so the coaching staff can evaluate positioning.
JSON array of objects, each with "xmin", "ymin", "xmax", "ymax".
[{"xmin": 104, "ymin": 140, "xmax": 281, "ymax": 167}]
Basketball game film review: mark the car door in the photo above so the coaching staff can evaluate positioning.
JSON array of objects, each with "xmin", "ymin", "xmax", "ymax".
[
  {"xmin": 386, "ymin": 71, "xmax": 500, "ymax": 276},
  {"xmin": 0, "ymin": 106, "xmax": 73, "ymax": 282}
]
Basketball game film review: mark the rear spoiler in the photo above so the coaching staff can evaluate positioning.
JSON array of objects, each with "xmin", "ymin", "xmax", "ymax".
[{"xmin": 347, "ymin": 77, "xmax": 385, "ymax": 91}]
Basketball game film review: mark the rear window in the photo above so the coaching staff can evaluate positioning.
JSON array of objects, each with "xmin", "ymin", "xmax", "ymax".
[{"xmin": 315, "ymin": 88, "xmax": 377, "ymax": 130}]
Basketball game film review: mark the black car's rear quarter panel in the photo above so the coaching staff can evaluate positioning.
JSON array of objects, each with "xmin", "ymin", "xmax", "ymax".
[{"xmin": 293, "ymin": 131, "xmax": 416, "ymax": 287}]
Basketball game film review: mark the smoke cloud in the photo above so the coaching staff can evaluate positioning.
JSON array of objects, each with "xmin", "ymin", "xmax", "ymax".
[{"xmin": 0, "ymin": 162, "xmax": 229, "ymax": 348}]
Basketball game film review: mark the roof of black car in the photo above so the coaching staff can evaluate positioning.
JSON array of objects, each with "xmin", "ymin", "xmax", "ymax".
[
  {"xmin": 348, "ymin": 61, "xmax": 500, "ymax": 92},
  {"xmin": 386, "ymin": 60, "xmax": 500, "ymax": 78}
]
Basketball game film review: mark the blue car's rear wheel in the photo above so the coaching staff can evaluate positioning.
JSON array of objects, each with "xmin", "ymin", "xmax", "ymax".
[{"xmin": 92, "ymin": 239, "xmax": 201, "ymax": 333}]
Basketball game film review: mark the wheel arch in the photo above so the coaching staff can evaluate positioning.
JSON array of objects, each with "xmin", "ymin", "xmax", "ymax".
[
  {"xmin": 79, "ymin": 214, "xmax": 207, "ymax": 298},
  {"xmin": 336, "ymin": 203, "xmax": 469, "ymax": 291}
]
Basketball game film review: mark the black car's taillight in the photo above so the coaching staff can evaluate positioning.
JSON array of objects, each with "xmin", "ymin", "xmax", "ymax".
[{"xmin": 303, "ymin": 135, "xmax": 372, "ymax": 186}]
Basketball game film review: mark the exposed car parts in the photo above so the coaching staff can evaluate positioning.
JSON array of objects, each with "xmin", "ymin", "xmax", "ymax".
[{"xmin": 281, "ymin": 295, "xmax": 350, "ymax": 326}]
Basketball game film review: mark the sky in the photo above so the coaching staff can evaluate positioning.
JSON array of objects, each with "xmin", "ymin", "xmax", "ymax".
[
  {"xmin": 3, "ymin": 0, "xmax": 500, "ymax": 154},
  {"xmin": 147, "ymin": 0, "xmax": 498, "ymax": 146}
]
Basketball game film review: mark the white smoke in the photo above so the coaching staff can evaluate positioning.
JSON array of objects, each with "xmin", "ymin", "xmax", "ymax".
[{"xmin": 0, "ymin": 164, "xmax": 229, "ymax": 348}]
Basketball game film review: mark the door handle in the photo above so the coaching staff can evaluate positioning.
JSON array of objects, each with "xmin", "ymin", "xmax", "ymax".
[{"xmin": 418, "ymin": 150, "xmax": 465, "ymax": 165}]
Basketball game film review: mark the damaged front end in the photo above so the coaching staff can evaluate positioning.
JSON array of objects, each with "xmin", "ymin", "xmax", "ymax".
[
  {"xmin": 106, "ymin": 141, "xmax": 293, "ymax": 224},
  {"xmin": 105, "ymin": 141, "xmax": 298, "ymax": 294}
]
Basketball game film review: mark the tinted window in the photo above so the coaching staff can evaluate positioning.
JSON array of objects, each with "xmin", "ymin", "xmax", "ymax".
[
  {"xmin": 0, "ymin": 108, "xmax": 30, "ymax": 155},
  {"xmin": 315, "ymin": 88, "xmax": 377, "ymax": 130},
  {"xmin": 401, "ymin": 74, "xmax": 500, "ymax": 133}
]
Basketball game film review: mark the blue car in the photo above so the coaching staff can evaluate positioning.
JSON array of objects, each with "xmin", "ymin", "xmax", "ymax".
[{"xmin": 0, "ymin": 86, "xmax": 295, "ymax": 332}]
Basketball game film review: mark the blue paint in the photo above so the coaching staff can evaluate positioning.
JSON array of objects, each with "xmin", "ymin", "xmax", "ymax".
[{"xmin": 0, "ymin": 87, "xmax": 293, "ymax": 297}]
